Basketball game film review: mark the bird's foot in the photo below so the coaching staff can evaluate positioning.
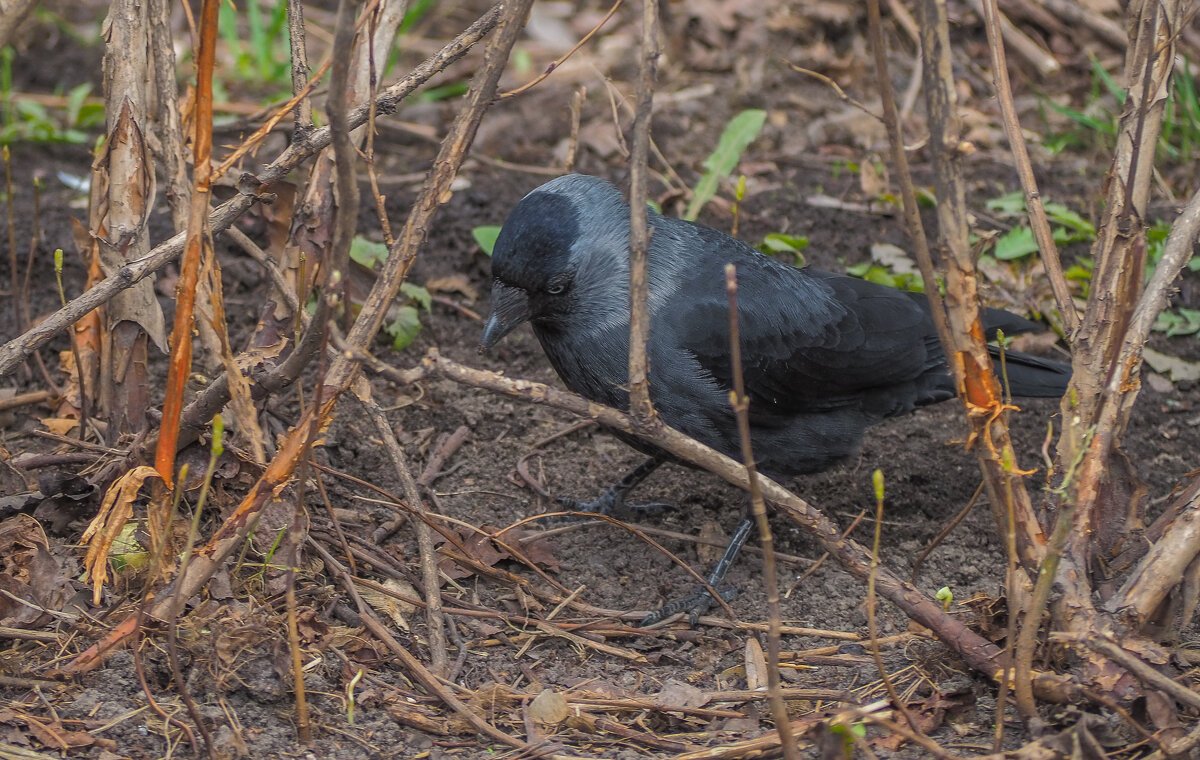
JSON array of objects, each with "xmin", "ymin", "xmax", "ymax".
[
  {"xmin": 639, "ymin": 586, "xmax": 739, "ymax": 628},
  {"xmin": 555, "ymin": 491, "xmax": 671, "ymax": 519}
]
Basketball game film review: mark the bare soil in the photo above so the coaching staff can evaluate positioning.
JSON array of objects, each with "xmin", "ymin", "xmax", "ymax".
[{"xmin": 1, "ymin": 3, "xmax": 1199, "ymax": 758}]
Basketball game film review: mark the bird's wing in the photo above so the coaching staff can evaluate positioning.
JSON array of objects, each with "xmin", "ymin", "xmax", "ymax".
[{"xmin": 670, "ymin": 256, "xmax": 942, "ymax": 416}]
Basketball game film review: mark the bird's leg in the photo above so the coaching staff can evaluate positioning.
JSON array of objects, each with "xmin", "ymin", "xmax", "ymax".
[
  {"xmin": 556, "ymin": 454, "xmax": 670, "ymax": 517},
  {"xmin": 640, "ymin": 516, "xmax": 755, "ymax": 627}
]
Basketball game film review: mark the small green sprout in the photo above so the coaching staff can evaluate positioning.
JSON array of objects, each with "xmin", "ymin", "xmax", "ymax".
[
  {"xmin": 347, "ymin": 668, "xmax": 364, "ymax": 724},
  {"xmin": 936, "ymin": 586, "xmax": 953, "ymax": 611}
]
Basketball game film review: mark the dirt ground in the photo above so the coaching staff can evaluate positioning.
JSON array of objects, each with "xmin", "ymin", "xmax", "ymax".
[{"xmin": 1, "ymin": 1, "xmax": 1199, "ymax": 758}]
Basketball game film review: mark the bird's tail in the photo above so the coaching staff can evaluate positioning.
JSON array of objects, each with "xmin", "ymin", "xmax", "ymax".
[
  {"xmin": 989, "ymin": 347, "xmax": 1071, "ymax": 398},
  {"xmin": 978, "ymin": 306, "xmax": 1071, "ymax": 398}
]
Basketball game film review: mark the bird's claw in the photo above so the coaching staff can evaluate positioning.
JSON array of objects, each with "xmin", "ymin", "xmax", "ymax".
[
  {"xmin": 639, "ymin": 586, "xmax": 739, "ymax": 628},
  {"xmin": 555, "ymin": 495, "xmax": 671, "ymax": 519}
]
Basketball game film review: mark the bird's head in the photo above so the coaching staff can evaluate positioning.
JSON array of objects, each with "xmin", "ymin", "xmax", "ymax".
[{"xmin": 480, "ymin": 175, "xmax": 631, "ymax": 351}]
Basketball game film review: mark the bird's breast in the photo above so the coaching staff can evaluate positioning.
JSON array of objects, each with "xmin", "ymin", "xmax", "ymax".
[{"xmin": 534, "ymin": 324, "xmax": 632, "ymax": 411}]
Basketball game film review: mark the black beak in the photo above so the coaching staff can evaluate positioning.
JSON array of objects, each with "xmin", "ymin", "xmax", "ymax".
[{"xmin": 479, "ymin": 282, "xmax": 532, "ymax": 352}]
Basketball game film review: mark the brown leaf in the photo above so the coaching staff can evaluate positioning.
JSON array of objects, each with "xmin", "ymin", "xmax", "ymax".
[
  {"xmin": 529, "ymin": 688, "xmax": 569, "ymax": 725},
  {"xmin": 464, "ymin": 534, "xmax": 509, "ymax": 567},
  {"xmin": 503, "ymin": 527, "xmax": 560, "ymax": 571},
  {"xmin": 653, "ymin": 679, "xmax": 707, "ymax": 709},
  {"xmin": 357, "ymin": 577, "xmax": 417, "ymax": 631},
  {"xmin": 0, "ymin": 515, "xmax": 72, "ymax": 627},
  {"xmin": 744, "ymin": 636, "xmax": 767, "ymax": 691},
  {"xmin": 860, "ymin": 160, "xmax": 887, "ymax": 198},
  {"xmin": 425, "ymin": 274, "xmax": 478, "ymax": 301},
  {"xmin": 80, "ymin": 465, "xmax": 159, "ymax": 604},
  {"xmin": 39, "ymin": 417, "xmax": 79, "ymax": 436}
]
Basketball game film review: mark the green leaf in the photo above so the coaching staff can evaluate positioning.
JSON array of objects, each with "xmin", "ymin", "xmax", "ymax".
[
  {"xmin": 400, "ymin": 282, "xmax": 432, "ymax": 312},
  {"xmin": 758, "ymin": 233, "xmax": 809, "ymax": 253},
  {"xmin": 985, "ymin": 190, "xmax": 1026, "ymax": 215},
  {"xmin": 684, "ymin": 109, "xmax": 766, "ymax": 221},
  {"xmin": 1043, "ymin": 202, "xmax": 1096, "ymax": 236},
  {"xmin": 65, "ymin": 83, "xmax": 92, "ymax": 126},
  {"xmin": 1154, "ymin": 308, "xmax": 1200, "ymax": 337},
  {"xmin": 349, "ymin": 237, "xmax": 389, "ymax": 269},
  {"xmin": 472, "ymin": 225, "xmax": 501, "ymax": 256},
  {"xmin": 385, "ymin": 305, "xmax": 422, "ymax": 350},
  {"xmin": 1064, "ymin": 263, "xmax": 1094, "ymax": 281},
  {"xmin": 417, "ymin": 81, "xmax": 468, "ymax": 103},
  {"xmin": 16, "ymin": 100, "xmax": 50, "ymax": 123},
  {"xmin": 994, "ymin": 226, "xmax": 1037, "ymax": 260},
  {"xmin": 1091, "ymin": 55, "xmax": 1125, "ymax": 104}
]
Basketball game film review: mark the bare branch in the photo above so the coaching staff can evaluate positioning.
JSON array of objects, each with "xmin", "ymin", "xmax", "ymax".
[
  {"xmin": 977, "ymin": 0, "xmax": 1079, "ymax": 335},
  {"xmin": 0, "ymin": 4, "xmax": 503, "ymax": 380},
  {"xmin": 627, "ymin": 0, "xmax": 660, "ymax": 429}
]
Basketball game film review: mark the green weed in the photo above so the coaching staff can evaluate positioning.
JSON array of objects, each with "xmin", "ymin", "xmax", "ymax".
[
  {"xmin": 473, "ymin": 225, "xmax": 501, "ymax": 256},
  {"xmin": 684, "ymin": 109, "xmax": 766, "ymax": 221},
  {"xmin": 1043, "ymin": 55, "xmax": 1200, "ymax": 163},
  {"xmin": 1, "ymin": 46, "xmax": 104, "ymax": 146},
  {"xmin": 985, "ymin": 191, "xmax": 1095, "ymax": 262},
  {"xmin": 757, "ymin": 232, "xmax": 808, "ymax": 265},
  {"xmin": 214, "ymin": 0, "xmax": 292, "ymax": 101},
  {"xmin": 349, "ymin": 237, "xmax": 431, "ymax": 350},
  {"xmin": 846, "ymin": 261, "xmax": 925, "ymax": 292}
]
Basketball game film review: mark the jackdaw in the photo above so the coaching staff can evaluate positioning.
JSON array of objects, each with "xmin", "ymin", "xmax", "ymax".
[{"xmin": 480, "ymin": 174, "xmax": 1070, "ymax": 624}]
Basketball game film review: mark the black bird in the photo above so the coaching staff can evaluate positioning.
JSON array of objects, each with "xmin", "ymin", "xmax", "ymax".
[{"xmin": 480, "ymin": 174, "xmax": 1070, "ymax": 624}]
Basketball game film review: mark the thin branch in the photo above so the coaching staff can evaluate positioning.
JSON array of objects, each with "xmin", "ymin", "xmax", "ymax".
[
  {"xmin": 500, "ymin": 0, "xmax": 622, "ymax": 98},
  {"xmin": 0, "ymin": 3, "xmax": 503, "ymax": 380},
  {"xmin": 360, "ymin": 346, "xmax": 1079, "ymax": 702},
  {"xmin": 967, "ymin": 0, "xmax": 1060, "ymax": 77},
  {"xmin": 63, "ymin": 0, "xmax": 531, "ymax": 678},
  {"xmin": 977, "ymin": 0, "xmax": 1078, "ymax": 336},
  {"xmin": 149, "ymin": 0, "xmax": 189, "ymax": 233},
  {"xmin": 725, "ymin": 264, "xmax": 797, "ymax": 760},
  {"xmin": 360, "ymin": 395, "xmax": 450, "ymax": 676},
  {"xmin": 286, "ymin": 0, "xmax": 313, "ymax": 131},
  {"xmin": 155, "ymin": 0, "xmax": 217, "ymax": 487},
  {"xmin": 627, "ymin": 0, "xmax": 660, "ymax": 430},
  {"xmin": 864, "ymin": 0, "xmax": 952, "ymax": 392}
]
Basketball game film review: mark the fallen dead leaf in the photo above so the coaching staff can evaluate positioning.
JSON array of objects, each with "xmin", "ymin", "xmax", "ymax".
[
  {"xmin": 426, "ymin": 274, "xmax": 479, "ymax": 301},
  {"xmin": 0, "ymin": 514, "xmax": 73, "ymax": 628},
  {"xmin": 653, "ymin": 679, "xmax": 707, "ymax": 709},
  {"xmin": 744, "ymin": 636, "xmax": 767, "ymax": 691},
  {"xmin": 1143, "ymin": 348, "xmax": 1200, "ymax": 383},
  {"xmin": 529, "ymin": 688, "xmax": 569, "ymax": 725},
  {"xmin": 357, "ymin": 577, "xmax": 418, "ymax": 631},
  {"xmin": 871, "ymin": 242, "xmax": 918, "ymax": 276},
  {"xmin": 39, "ymin": 418, "xmax": 78, "ymax": 437},
  {"xmin": 80, "ymin": 465, "xmax": 159, "ymax": 605}
]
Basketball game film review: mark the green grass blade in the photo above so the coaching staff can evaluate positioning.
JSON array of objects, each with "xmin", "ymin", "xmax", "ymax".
[{"xmin": 684, "ymin": 109, "xmax": 766, "ymax": 221}]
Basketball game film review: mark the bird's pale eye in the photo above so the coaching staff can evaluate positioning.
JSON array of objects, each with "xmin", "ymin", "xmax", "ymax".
[{"xmin": 546, "ymin": 275, "xmax": 571, "ymax": 296}]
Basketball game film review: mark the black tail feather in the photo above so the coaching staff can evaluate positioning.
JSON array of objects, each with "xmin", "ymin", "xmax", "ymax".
[{"xmin": 989, "ymin": 346, "xmax": 1071, "ymax": 398}]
